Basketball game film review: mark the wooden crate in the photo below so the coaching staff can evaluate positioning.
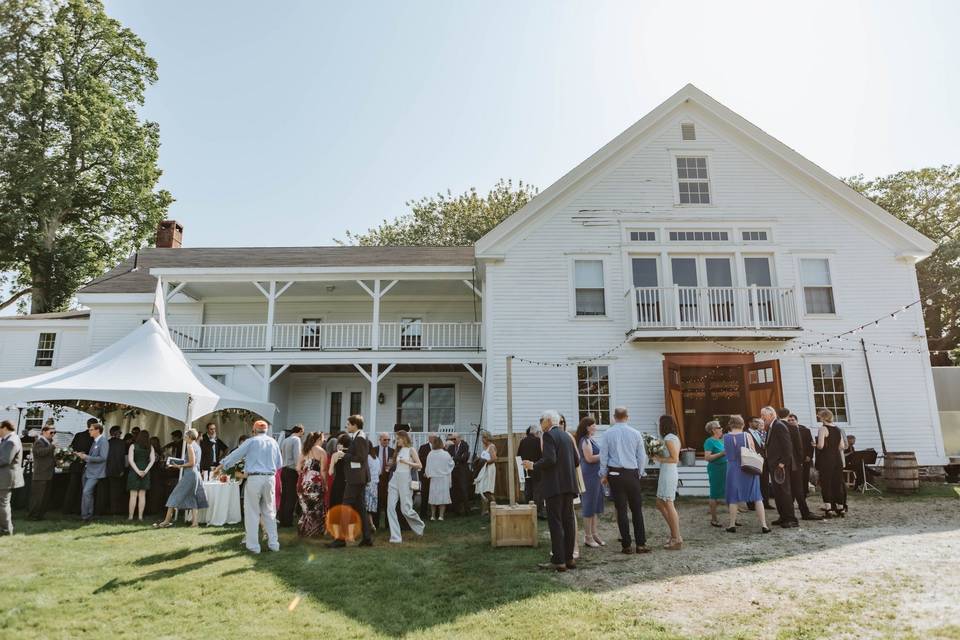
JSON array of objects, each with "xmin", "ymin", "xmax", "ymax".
[{"xmin": 490, "ymin": 502, "xmax": 538, "ymax": 547}]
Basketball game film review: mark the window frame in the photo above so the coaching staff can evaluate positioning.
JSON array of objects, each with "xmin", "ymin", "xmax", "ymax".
[
  {"xmin": 669, "ymin": 149, "xmax": 715, "ymax": 207},
  {"xmin": 34, "ymin": 332, "xmax": 57, "ymax": 367},
  {"xmin": 394, "ymin": 382, "xmax": 458, "ymax": 432},
  {"xmin": 806, "ymin": 361, "xmax": 851, "ymax": 425},
  {"xmin": 24, "ymin": 407, "xmax": 45, "ymax": 432},
  {"xmin": 569, "ymin": 256, "xmax": 610, "ymax": 320},
  {"xmin": 574, "ymin": 364, "xmax": 613, "ymax": 427},
  {"xmin": 796, "ymin": 255, "xmax": 839, "ymax": 317}
]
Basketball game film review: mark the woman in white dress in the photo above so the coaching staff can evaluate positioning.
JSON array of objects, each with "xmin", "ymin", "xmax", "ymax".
[
  {"xmin": 424, "ymin": 435, "xmax": 454, "ymax": 521},
  {"xmin": 387, "ymin": 430, "xmax": 425, "ymax": 543},
  {"xmin": 474, "ymin": 430, "xmax": 498, "ymax": 515},
  {"xmin": 654, "ymin": 415, "xmax": 683, "ymax": 550}
]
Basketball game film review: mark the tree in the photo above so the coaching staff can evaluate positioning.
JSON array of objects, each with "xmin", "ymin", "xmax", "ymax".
[
  {"xmin": 340, "ymin": 179, "xmax": 537, "ymax": 246},
  {"xmin": 846, "ymin": 166, "xmax": 960, "ymax": 365},
  {"xmin": 0, "ymin": 0, "xmax": 172, "ymax": 313}
]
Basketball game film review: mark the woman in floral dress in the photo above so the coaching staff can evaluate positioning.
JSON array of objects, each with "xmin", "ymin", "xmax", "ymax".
[{"xmin": 296, "ymin": 432, "xmax": 328, "ymax": 539}]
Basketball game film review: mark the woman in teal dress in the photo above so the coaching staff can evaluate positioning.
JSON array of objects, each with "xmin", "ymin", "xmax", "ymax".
[{"xmin": 703, "ymin": 420, "xmax": 727, "ymax": 528}]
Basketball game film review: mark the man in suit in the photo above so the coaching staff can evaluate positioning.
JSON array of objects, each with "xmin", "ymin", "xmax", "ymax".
[
  {"xmin": 106, "ymin": 426, "xmax": 128, "ymax": 515},
  {"xmin": 517, "ymin": 425, "xmax": 545, "ymax": 519},
  {"xmin": 76, "ymin": 422, "xmax": 108, "ymax": 522},
  {"xmin": 278, "ymin": 424, "xmax": 303, "ymax": 527},
  {"xmin": 446, "ymin": 432, "xmax": 471, "ymax": 515},
  {"xmin": 781, "ymin": 409, "xmax": 822, "ymax": 521},
  {"xmin": 328, "ymin": 415, "xmax": 372, "ymax": 548},
  {"xmin": 524, "ymin": 410, "xmax": 579, "ymax": 571},
  {"xmin": 761, "ymin": 407, "xmax": 797, "ymax": 528},
  {"xmin": 28, "ymin": 422, "xmax": 56, "ymax": 520},
  {"xmin": 371, "ymin": 432, "xmax": 394, "ymax": 529},
  {"xmin": 417, "ymin": 435, "xmax": 433, "ymax": 518},
  {"xmin": 63, "ymin": 418, "xmax": 95, "ymax": 514},
  {"xmin": 199, "ymin": 422, "xmax": 229, "ymax": 472},
  {"xmin": 790, "ymin": 414, "xmax": 816, "ymax": 496},
  {"xmin": 0, "ymin": 420, "xmax": 24, "ymax": 535}
]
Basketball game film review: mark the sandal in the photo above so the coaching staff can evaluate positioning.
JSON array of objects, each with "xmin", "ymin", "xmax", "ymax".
[
  {"xmin": 726, "ymin": 527, "xmax": 737, "ymax": 533},
  {"xmin": 583, "ymin": 540, "xmax": 601, "ymax": 548},
  {"xmin": 665, "ymin": 540, "xmax": 683, "ymax": 551},
  {"xmin": 710, "ymin": 521, "xmax": 722, "ymax": 528},
  {"xmin": 592, "ymin": 536, "xmax": 606, "ymax": 546},
  {"xmin": 152, "ymin": 522, "xmax": 173, "ymax": 529}
]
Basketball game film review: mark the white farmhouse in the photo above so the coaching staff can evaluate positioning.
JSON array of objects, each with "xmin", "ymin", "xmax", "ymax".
[{"xmin": 0, "ymin": 85, "xmax": 947, "ymax": 486}]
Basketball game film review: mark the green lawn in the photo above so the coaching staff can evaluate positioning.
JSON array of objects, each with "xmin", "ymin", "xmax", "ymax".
[
  {"xmin": 0, "ymin": 513, "xmax": 672, "ymax": 640},
  {"xmin": 3, "ymin": 489, "xmax": 959, "ymax": 640}
]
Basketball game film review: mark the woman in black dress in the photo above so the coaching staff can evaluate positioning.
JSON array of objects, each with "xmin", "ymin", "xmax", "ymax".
[
  {"xmin": 327, "ymin": 433, "xmax": 351, "ymax": 508},
  {"xmin": 145, "ymin": 437, "xmax": 167, "ymax": 515},
  {"xmin": 815, "ymin": 409, "xmax": 847, "ymax": 517}
]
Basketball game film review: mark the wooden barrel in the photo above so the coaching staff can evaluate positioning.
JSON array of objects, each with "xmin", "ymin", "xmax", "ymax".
[{"xmin": 883, "ymin": 451, "xmax": 920, "ymax": 493}]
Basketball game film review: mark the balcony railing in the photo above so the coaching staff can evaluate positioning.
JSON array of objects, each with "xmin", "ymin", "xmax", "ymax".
[
  {"xmin": 629, "ymin": 285, "xmax": 801, "ymax": 330},
  {"xmin": 167, "ymin": 322, "xmax": 483, "ymax": 352}
]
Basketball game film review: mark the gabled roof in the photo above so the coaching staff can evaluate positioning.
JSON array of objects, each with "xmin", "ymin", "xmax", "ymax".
[
  {"xmin": 475, "ymin": 83, "xmax": 936, "ymax": 258},
  {"xmin": 80, "ymin": 246, "xmax": 475, "ymax": 294},
  {"xmin": 1, "ymin": 310, "xmax": 90, "ymax": 321}
]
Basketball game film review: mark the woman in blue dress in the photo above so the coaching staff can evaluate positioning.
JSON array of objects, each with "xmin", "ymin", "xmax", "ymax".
[
  {"xmin": 154, "ymin": 428, "xmax": 205, "ymax": 528},
  {"xmin": 722, "ymin": 415, "xmax": 770, "ymax": 534},
  {"xmin": 575, "ymin": 416, "xmax": 605, "ymax": 548}
]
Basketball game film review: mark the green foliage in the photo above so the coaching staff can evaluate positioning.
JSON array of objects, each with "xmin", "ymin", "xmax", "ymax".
[
  {"xmin": 0, "ymin": 0, "xmax": 173, "ymax": 313},
  {"xmin": 846, "ymin": 166, "xmax": 960, "ymax": 364},
  {"xmin": 340, "ymin": 178, "xmax": 537, "ymax": 246}
]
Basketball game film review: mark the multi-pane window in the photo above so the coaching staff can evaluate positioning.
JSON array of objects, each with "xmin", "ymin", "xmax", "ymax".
[
  {"xmin": 574, "ymin": 260, "xmax": 605, "ymax": 316},
  {"xmin": 669, "ymin": 230, "xmax": 728, "ymax": 242},
  {"xmin": 396, "ymin": 384, "xmax": 424, "ymax": 431},
  {"xmin": 676, "ymin": 156, "xmax": 710, "ymax": 204},
  {"xmin": 741, "ymin": 230, "xmax": 769, "ymax": 242},
  {"xmin": 329, "ymin": 391, "xmax": 343, "ymax": 433},
  {"xmin": 24, "ymin": 407, "xmax": 44, "ymax": 432},
  {"xmin": 629, "ymin": 231, "xmax": 657, "ymax": 242},
  {"xmin": 350, "ymin": 391, "xmax": 363, "ymax": 417},
  {"xmin": 35, "ymin": 333, "xmax": 56, "ymax": 366},
  {"xmin": 428, "ymin": 385, "xmax": 456, "ymax": 430},
  {"xmin": 577, "ymin": 365, "xmax": 610, "ymax": 426},
  {"xmin": 811, "ymin": 363, "xmax": 848, "ymax": 422},
  {"xmin": 800, "ymin": 258, "xmax": 836, "ymax": 314}
]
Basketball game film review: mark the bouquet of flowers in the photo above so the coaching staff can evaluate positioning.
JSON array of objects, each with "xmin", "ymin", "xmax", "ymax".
[
  {"xmin": 224, "ymin": 459, "xmax": 245, "ymax": 479},
  {"xmin": 642, "ymin": 433, "xmax": 666, "ymax": 459},
  {"xmin": 54, "ymin": 447, "xmax": 76, "ymax": 468}
]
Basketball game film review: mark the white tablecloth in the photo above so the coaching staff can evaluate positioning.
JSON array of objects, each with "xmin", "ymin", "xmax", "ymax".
[{"xmin": 199, "ymin": 481, "xmax": 242, "ymax": 526}]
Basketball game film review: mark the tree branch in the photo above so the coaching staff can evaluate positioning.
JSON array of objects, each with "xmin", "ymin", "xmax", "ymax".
[{"xmin": 0, "ymin": 288, "xmax": 33, "ymax": 313}]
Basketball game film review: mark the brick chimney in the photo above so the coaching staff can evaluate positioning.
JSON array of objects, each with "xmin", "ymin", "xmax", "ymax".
[{"xmin": 156, "ymin": 220, "xmax": 183, "ymax": 248}]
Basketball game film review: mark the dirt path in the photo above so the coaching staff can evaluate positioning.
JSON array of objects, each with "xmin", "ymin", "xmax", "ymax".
[{"xmin": 564, "ymin": 494, "xmax": 960, "ymax": 638}]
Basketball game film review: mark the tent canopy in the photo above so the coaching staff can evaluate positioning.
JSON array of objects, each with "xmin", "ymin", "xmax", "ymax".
[{"xmin": 0, "ymin": 318, "xmax": 275, "ymax": 426}]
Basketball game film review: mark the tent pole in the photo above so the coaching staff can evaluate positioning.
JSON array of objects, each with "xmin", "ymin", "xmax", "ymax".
[{"xmin": 861, "ymin": 338, "xmax": 887, "ymax": 455}]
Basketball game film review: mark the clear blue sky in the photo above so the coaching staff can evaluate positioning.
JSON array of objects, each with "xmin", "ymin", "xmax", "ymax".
[{"xmin": 104, "ymin": 0, "xmax": 959, "ymax": 248}]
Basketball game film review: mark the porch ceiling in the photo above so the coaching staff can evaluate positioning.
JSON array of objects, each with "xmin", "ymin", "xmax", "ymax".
[
  {"xmin": 283, "ymin": 363, "xmax": 483, "ymax": 374},
  {"xmin": 174, "ymin": 278, "xmax": 475, "ymax": 301}
]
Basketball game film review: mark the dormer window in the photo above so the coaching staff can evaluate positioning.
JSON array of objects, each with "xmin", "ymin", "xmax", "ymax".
[{"xmin": 676, "ymin": 156, "xmax": 710, "ymax": 204}]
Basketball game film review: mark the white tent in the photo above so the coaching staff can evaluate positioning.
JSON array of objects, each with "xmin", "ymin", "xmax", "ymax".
[{"xmin": 0, "ymin": 282, "xmax": 274, "ymax": 427}]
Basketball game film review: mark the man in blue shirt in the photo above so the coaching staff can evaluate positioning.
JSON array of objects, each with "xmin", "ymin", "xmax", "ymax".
[
  {"xmin": 215, "ymin": 420, "xmax": 283, "ymax": 553},
  {"xmin": 599, "ymin": 406, "xmax": 650, "ymax": 554}
]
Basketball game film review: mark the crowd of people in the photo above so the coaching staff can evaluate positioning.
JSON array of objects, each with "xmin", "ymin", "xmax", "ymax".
[{"xmin": 0, "ymin": 405, "xmax": 853, "ymax": 565}]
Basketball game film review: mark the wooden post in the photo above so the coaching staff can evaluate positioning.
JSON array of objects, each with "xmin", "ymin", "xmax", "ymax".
[{"xmin": 506, "ymin": 355, "xmax": 516, "ymax": 506}]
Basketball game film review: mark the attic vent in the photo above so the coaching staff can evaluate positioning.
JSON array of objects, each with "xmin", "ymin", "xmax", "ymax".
[{"xmin": 681, "ymin": 122, "xmax": 696, "ymax": 141}]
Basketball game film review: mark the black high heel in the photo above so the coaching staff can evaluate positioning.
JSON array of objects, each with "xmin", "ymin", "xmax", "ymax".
[
  {"xmin": 725, "ymin": 526, "xmax": 737, "ymax": 533},
  {"xmin": 761, "ymin": 526, "xmax": 772, "ymax": 534}
]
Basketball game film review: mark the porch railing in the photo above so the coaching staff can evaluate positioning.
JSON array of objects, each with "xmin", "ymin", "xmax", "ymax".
[
  {"xmin": 629, "ymin": 285, "xmax": 800, "ymax": 330},
  {"xmin": 168, "ymin": 321, "xmax": 482, "ymax": 352}
]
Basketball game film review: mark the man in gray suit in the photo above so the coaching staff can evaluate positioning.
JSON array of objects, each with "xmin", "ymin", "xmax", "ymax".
[
  {"xmin": 76, "ymin": 422, "xmax": 108, "ymax": 522},
  {"xmin": 0, "ymin": 419, "xmax": 24, "ymax": 535},
  {"xmin": 28, "ymin": 422, "xmax": 57, "ymax": 520}
]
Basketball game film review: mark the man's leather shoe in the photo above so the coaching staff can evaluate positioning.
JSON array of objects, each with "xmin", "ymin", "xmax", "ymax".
[
  {"xmin": 802, "ymin": 514, "xmax": 824, "ymax": 521},
  {"xmin": 326, "ymin": 539, "xmax": 346, "ymax": 548},
  {"xmin": 358, "ymin": 539, "xmax": 373, "ymax": 547},
  {"xmin": 780, "ymin": 520, "xmax": 799, "ymax": 528},
  {"xmin": 621, "ymin": 546, "xmax": 634, "ymax": 554},
  {"xmin": 771, "ymin": 519, "xmax": 783, "ymax": 526},
  {"xmin": 635, "ymin": 545, "xmax": 652, "ymax": 554},
  {"xmin": 565, "ymin": 561, "xmax": 577, "ymax": 570},
  {"xmin": 538, "ymin": 562, "xmax": 566, "ymax": 572}
]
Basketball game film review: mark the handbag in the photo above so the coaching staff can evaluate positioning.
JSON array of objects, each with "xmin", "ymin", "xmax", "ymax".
[
  {"xmin": 410, "ymin": 468, "xmax": 421, "ymax": 492},
  {"xmin": 739, "ymin": 434, "xmax": 763, "ymax": 476}
]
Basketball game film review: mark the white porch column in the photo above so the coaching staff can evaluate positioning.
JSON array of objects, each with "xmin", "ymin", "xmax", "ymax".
[
  {"xmin": 372, "ymin": 280, "xmax": 381, "ymax": 350},
  {"xmin": 266, "ymin": 281, "xmax": 276, "ymax": 351},
  {"xmin": 369, "ymin": 362, "xmax": 379, "ymax": 434}
]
